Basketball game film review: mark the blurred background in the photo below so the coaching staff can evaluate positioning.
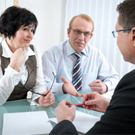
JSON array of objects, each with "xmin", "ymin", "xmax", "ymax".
[{"xmin": 0, "ymin": 0, "xmax": 134, "ymax": 79}]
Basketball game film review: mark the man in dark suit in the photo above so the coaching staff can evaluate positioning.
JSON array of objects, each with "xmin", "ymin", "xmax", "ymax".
[{"xmin": 49, "ymin": 0, "xmax": 135, "ymax": 134}]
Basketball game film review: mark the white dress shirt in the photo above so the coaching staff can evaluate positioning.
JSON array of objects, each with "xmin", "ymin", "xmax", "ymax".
[
  {"xmin": 42, "ymin": 40, "xmax": 119, "ymax": 96},
  {"xmin": 0, "ymin": 39, "xmax": 47, "ymax": 106}
]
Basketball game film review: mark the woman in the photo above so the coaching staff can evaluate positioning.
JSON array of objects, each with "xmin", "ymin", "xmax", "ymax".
[{"xmin": 0, "ymin": 6, "xmax": 55, "ymax": 106}]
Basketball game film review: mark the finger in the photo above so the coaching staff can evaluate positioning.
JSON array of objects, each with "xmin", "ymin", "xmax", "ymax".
[
  {"xmin": 89, "ymin": 83, "xmax": 101, "ymax": 87},
  {"xmin": 89, "ymin": 80, "xmax": 97, "ymax": 85},
  {"xmin": 60, "ymin": 76, "xmax": 68, "ymax": 83},
  {"xmin": 83, "ymin": 93, "xmax": 92, "ymax": 102},
  {"xmin": 91, "ymin": 87, "xmax": 100, "ymax": 91},
  {"xmin": 65, "ymin": 100, "xmax": 72, "ymax": 106},
  {"xmin": 89, "ymin": 80, "xmax": 101, "ymax": 86},
  {"xmin": 75, "ymin": 92, "xmax": 84, "ymax": 97},
  {"xmin": 94, "ymin": 79, "xmax": 101, "ymax": 83},
  {"xmin": 51, "ymin": 97, "xmax": 55, "ymax": 104},
  {"xmin": 61, "ymin": 99, "xmax": 71, "ymax": 104},
  {"xmin": 85, "ymin": 99, "xmax": 97, "ymax": 106},
  {"xmin": 49, "ymin": 94, "xmax": 55, "ymax": 103},
  {"xmin": 60, "ymin": 99, "xmax": 72, "ymax": 107},
  {"xmin": 42, "ymin": 89, "xmax": 50, "ymax": 96},
  {"xmin": 69, "ymin": 105, "xmax": 76, "ymax": 110},
  {"xmin": 44, "ymin": 92, "xmax": 52, "ymax": 100}
]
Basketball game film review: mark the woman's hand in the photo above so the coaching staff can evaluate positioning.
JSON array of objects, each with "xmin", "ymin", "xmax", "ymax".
[
  {"xmin": 9, "ymin": 48, "xmax": 25, "ymax": 72},
  {"xmin": 38, "ymin": 90, "xmax": 55, "ymax": 107}
]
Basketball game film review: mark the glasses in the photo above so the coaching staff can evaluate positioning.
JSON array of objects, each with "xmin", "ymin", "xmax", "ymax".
[
  {"xmin": 112, "ymin": 28, "xmax": 132, "ymax": 38},
  {"xmin": 70, "ymin": 28, "xmax": 92, "ymax": 37},
  {"xmin": 24, "ymin": 67, "xmax": 56, "ymax": 96}
]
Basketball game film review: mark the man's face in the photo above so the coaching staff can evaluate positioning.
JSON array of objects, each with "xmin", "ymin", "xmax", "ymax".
[
  {"xmin": 67, "ymin": 17, "xmax": 93, "ymax": 53},
  {"xmin": 115, "ymin": 17, "xmax": 135, "ymax": 63}
]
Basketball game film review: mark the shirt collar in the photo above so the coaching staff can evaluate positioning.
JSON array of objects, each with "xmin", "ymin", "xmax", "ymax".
[
  {"xmin": 1, "ymin": 39, "xmax": 35, "ymax": 58},
  {"xmin": 66, "ymin": 40, "xmax": 87, "ymax": 56}
]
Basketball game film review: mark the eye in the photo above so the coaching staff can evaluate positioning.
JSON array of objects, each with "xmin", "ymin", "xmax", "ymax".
[
  {"xmin": 23, "ymin": 28, "xmax": 27, "ymax": 31},
  {"xmin": 75, "ymin": 30, "xmax": 81, "ymax": 34},
  {"xmin": 23, "ymin": 28, "xmax": 28, "ymax": 31},
  {"xmin": 84, "ymin": 32, "xmax": 90, "ymax": 36},
  {"xmin": 31, "ymin": 29, "xmax": 35, "ymax": 34}
]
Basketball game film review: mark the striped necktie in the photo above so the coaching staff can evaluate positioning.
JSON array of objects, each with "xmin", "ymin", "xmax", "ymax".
[{"xmin": 72, "ymin": 52, "xmax": 82, "ymax": 91}]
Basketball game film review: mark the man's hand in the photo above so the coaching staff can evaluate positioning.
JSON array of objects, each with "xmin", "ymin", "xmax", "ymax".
[
  {"xmin": 38, "ymin": 90, "xmax": 55, "ymax": 107},
  {"xmin": 89, "ymin": 79, "xmax": 108, "ymax": 94},
  {"xmin": 9, "ymin": 48, "xmax": 25, "ymax": 72},
  {"xmin": 61, "ymin": 76, "xmax": 83, "ymax": 97},
  {"xmin": 55, "ymin": 99, "xmax": 76, "ymax": 123},
  {"xmin": 83, "ymin": 92, "xmax": 110, "ymax": 112}
]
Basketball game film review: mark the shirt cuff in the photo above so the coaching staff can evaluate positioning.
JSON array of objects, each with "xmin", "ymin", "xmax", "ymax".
[
  {"xmin": 104, "ymin": 81, "xmax": 112, "ymax": 91},
  {"xmin": 5, "ymin": 66, "xmax": 23, "ymax": 84},
  {"xmin": 30, "ymin": 96, "xmax": 41, "ymax": 106},
  {"xmin": 30, "ymin": 85, "xmax": 47, "ymax": 106},
  {"xmin": 51, "ymin": 83, "xmax": 64, "ymax": 97}
]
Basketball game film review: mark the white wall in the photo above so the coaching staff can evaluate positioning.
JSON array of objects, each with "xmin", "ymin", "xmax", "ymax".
[{"xmin": 19, "ymin": 0, "xmax": 66, "ymax": 55}]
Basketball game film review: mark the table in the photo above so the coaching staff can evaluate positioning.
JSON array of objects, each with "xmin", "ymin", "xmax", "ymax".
[{"xmin": 0, "ymin": 90, "xmax": 104, "ymax": 135}]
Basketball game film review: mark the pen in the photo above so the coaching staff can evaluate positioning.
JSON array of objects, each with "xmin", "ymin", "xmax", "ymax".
[
  {"xmin": 69, "ymin": 103, "xmax": 84, "ymax": 107},
  {"xmin": 74, "ymin": 103, "xmax": 84, "ymax": 106}
]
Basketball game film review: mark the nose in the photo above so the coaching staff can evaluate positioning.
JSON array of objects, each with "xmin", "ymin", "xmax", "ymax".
[
  {"xmin": 78, "ymin": 33, "xmax": 85, "ymax": 40},
  {"xmin": 27, "ymin": 31, "xmax": 33, "ymax": 39}
]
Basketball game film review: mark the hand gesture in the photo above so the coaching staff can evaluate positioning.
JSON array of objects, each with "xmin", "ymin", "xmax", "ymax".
[
  {"xmin": 83, "ymin": 92, "xmax": 110, "ymax": 112},
  {"xmin": 38, "ymin": 90, "xmax": 55, "ymax": 107},
  {"xmin": 89, "ymin": 79, "xmax": 108, "ymax": 94},
  {"xmin": 61, "ymin": 76, "xmax": 83, "ymax": 97},
  {"xmin": 55, "ymin": 99, "xmax": 76, "ymax": 123},
  {"xmin": 9, "ymin": 48, "xmax": 25, "ymax": 72}
]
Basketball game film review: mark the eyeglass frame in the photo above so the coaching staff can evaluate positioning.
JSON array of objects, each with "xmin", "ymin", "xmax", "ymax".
[
  {"xmin": 24, "ymin": 67, "xmax": 56, "ymax": 96},
  {"xmin": 70, "ymin": 28, "xmax": 92, "ymax": 37},
  {"xmin": 112, "ymin": 28, "xmax": 132, "ymax": 38}
]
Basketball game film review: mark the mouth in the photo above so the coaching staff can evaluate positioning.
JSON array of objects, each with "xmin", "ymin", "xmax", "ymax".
[
  {"xmin": 24, "ymin": 39, "xmax": 31, "ymax": 43},
  {"xmin": 75, "ymin": 42, "xmax": 84, "ymax": 45}
]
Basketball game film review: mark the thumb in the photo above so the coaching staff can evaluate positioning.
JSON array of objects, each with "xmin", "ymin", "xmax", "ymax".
[
  {"xmin": 42, "ymin": 89, "xmax": 50, "ymax": 95},
  {"xmin": 85, "ymin": 99, "xmax": 97, "ymax": 105},
  {"xmin": 95, "ymin": 79, "xmax": 101, "ymax": 83},
  {"xmin": 60, "ymin": 76, "xmax": 68, "ymax": 83},
  {"xmin": 70, "ymin": 105, "xmax": 76, "ymax": 110}
]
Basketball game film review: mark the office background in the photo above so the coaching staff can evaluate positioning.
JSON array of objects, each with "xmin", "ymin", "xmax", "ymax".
[{"xmin": 0, "ymin": 0, "xmax": 135, "ymax": 79}]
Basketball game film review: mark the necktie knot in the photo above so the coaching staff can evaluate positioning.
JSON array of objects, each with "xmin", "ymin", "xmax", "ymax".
[{"xmin": 74, "ymin": 52, "xmax": 81, "ymax": 59}]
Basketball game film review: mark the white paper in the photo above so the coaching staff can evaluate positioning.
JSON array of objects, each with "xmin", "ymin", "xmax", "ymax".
[
  {"xmin": 2, "ymin": 111, "xmax": 53, "ymax": 135},
  {"xmin": 50, "ymin": 110, "xmax": 100, "ymax": 133}
]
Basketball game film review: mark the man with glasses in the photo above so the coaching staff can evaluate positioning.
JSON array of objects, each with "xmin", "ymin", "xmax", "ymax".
[
  {"xmin": 42, "ymin": 14, "xmax": 118, "ymax": 97},
  {"xmin": 49, "ymin": 0, "xmax": 135, "ymax": 134}
]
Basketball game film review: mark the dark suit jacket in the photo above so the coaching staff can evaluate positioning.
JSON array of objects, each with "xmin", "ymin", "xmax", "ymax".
[{"xmin": 50, "ymin": 70, "xmax": 135, "ymax": 135}]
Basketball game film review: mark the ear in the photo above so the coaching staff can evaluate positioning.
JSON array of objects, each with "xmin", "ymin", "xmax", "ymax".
[
  {"xmin": 67, "ymin": 28, "xmax": 70, "ymax": 38},
  {"xmin": 90, "ymin": 34, "xmax": 93, "ymax": 39},
  {"xmin": 131, "ymin": 27, "xmax": 135, "ymax": 46},
  {"xmin": 87, "ymin": 34, "xmax": 93, "ymax": 41}
]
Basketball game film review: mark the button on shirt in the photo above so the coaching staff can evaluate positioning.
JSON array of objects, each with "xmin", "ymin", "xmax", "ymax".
[
  {"xmin": 42, "ymin": 40, "xmax": 119, "ymax": 96},
  {"xmin": 0, "ymin": 39, "xmax": 46, "ymax": 106}
]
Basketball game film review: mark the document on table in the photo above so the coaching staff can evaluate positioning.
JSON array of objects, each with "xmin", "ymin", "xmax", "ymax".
[
  {"xmin": 2, "ymin": 111, "xmax": 53, "ymax": 135},
  {"xmin": 49, "ymin": 110, "xmax": 100, "ymax": 134}
]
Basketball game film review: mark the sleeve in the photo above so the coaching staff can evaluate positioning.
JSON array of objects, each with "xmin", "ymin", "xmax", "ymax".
[
  {"xmin": 86, "ymin": 70, "xmax": 135, "ymax": 134},
  {"xmin": 49, "ymin": 120, "xmax": 78, "ymax": 135},
  {"xmin": 97, "ymin": 51, "xmax": 119, "ymax": 91},
  {"xmin": 42, "ymin": 48, "xmax": 64, "ymax": 96},
  {"xmin": 0, "ymin": 65, "xmax": 23, "ymax": 106},
  {"xmin": 30, "ymin": 46, "xmax": 47, "ymax": 105}
]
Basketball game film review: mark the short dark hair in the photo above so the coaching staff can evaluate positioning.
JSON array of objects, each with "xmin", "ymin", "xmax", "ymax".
[
  {"xmin": 117, "ymin": 0, "xmax": 135, "ymax": 29},
  {"xmin": 0, "ymin": 6, "xmax": 38, "ymax": 39}
]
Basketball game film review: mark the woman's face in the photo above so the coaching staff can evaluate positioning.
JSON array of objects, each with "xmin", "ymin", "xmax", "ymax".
[{"xmin": 9, "ymin": 24, "xmax": 35, "ymax": 51}]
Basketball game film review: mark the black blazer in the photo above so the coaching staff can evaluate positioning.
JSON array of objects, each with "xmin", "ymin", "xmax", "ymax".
[{"xmin": 50, "ymin": 70, "xmax": 135, "ymax": 135}]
